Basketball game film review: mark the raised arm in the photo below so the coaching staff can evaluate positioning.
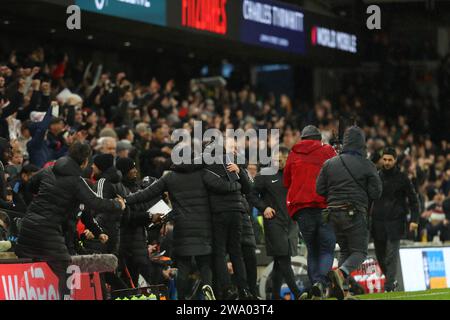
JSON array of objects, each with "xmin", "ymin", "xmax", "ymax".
[
  {"xmin": 238, "ymin": 167, "xmax": 252, "ymax": 195},
  {"xmin": 203, "ymin": 169, "xmax": 242, "ymax": 194},
  {"xmin": 27, "ymin": 106, "xmax": 53, "ymax": 149}
]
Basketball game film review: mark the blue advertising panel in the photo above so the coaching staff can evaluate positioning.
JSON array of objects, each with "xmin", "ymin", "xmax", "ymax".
[
  {"xmin": 239, "ymin": 0, "xmax": 306, "ymax": 54},
  {"xmin": 76, "ymin": 0, "xmax": 167, "ymax": 26}
]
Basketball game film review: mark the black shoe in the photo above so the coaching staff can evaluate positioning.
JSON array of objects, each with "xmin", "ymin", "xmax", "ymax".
[
  {"xmin": 385, "ymin": 280, "xmax": 398, "ymax": 293},
  {"xmin": 392, "ymin": 280, "xmax": 399, "ymax": 291},
  {"xmin": 328, "ymin": 269, "xmax": 345, "ymax": 300},
  {"xmin": 238, "ymin": 288, "xmax": 257, "ymax": 300},
  {"xmin": 349, "ymin": 276, "xmax": 365, "ymax": 296},
  {"xmin": 311, "ymin": 282, "xmax": 324, "ymax": 300},
  {"xmin": 222, "ymin": 287, "xmax": 239, "ymax": 300}
]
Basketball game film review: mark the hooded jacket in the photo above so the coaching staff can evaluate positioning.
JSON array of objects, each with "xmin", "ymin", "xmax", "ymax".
[
  {"xmin": 16, "ymin": 157, "xmax": 122, "ymax": 262},
  {"xmin": 283, "ymin": 139, "xmax": 336, "ymax": 217},
  {"xmin": 316, "ymin": 126, "xmax": 382, "ymax": 212}
]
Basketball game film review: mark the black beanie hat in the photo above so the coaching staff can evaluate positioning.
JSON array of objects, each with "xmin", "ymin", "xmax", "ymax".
[
  {"xmin": 93, "ymin": 153, "xmax": 114, "ymax": 172},
  {"xmin": 116, "ymin": 157, "xmax": 136, "ymax": 176}
]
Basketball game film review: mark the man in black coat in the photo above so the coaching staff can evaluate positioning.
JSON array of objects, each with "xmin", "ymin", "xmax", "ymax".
[
  {"xmin": 16, "ymin": 142, "xmax": 125, "ymax": 299},
  {"xmin": 248, "ymin": 147, "xmax": 301, "ymax": 300},
  {"xmin": 91, "ymin": 153, "xmax": 126, "ymax": 256},
  {"xmin": 116, "ymin": 157, "xmax": 162, "ymax": 287},
  {"xmin": 125, "ymin": 161, "xmax": 215, "ymax": 300},
  {"xmin": 372, "ymin": 147, "xmax": 419, "ymax": 292},
  {"xmin": 316, "ymin": 126, "xmax": 382, "ymax": 300},
  {"xmin": 202, "ymin": 145, "xmax": 255, "ymax": 300}
]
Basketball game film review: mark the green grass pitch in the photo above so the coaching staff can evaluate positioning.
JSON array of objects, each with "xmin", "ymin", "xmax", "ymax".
[{"xmin": 357, "ymin": 288, "xmax": 450, "ymax": 300}]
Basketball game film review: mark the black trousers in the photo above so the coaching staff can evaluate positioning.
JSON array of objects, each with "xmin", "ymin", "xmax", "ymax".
[
  {"xmin": 329, "ymin": 211, "xmax": 368, "ymax": 278},
  {"xmin": 175, "ymin": 255, "xmax": 213, "ymax": 300},
  {"xmin": 272, "ymin": 255, "xmax": 301, "ymax": 300},
  {"xmin": 47, "ymin": 260, "xmax": 71, "ymax": 300},
  {"xmin": 124, "ymin": 255, "xmax": 154, "ymax": 288},
  {"xmin": 212, "ymin": 211, "xmax": 249, "ymax": 296},
  {"xmin": 242, "ymin": 245, "xmax": 258, "ymax": 297},
  {"xmin": 374, "ymin": 239, "xmax": 400, "ymax": 290}
]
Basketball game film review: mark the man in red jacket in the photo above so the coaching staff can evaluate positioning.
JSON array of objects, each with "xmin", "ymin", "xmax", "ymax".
[{"xmin": 284, "ymin": 125, "xmax": 337, "ymax": 299}]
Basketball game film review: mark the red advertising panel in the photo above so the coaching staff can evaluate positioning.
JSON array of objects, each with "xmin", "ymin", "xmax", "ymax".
[
  {"xmin": 71, "ymin": 273, "xmax": 103, "ymax": 300},
  {"xmin": 0, "ymin": 262, "xmax": 103, "ymax": 300},
  {"xmin": 0, "ymin": 263, "xmax": 60, "ymax": 300},
  {"xmin": 181, "ymin": 0, "xmax": 228, "ymax": 35}
]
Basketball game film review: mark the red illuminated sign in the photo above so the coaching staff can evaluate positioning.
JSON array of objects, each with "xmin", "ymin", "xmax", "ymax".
[{"xmin": 182, "ymin": 0, "xmax": 228, "ymax": 35}]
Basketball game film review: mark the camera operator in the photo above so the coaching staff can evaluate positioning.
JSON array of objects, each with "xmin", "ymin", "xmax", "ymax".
[{"xmin": 316, "ymin": 126, "xmax": 382, "ymax": 300}]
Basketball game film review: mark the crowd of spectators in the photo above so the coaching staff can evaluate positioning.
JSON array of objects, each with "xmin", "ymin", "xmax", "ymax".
[{"xmin": 1, "ymin": 40, "xmax": 450, "ymax": 260}]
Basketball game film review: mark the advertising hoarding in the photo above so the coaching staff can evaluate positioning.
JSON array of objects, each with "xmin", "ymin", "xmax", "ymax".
[
  {"xmin": 239, "ymin": 0, "xmax": 306, "ymax": 54},
  {"xmin": 76, "ymin": 0, "xmax": 167, "ymax": 26},
  {"xmin": 400, "ymin": 247, "xmax": 450, "ymax": 292},
  {"xmin": 0, "ymin": 262, "xmax": 103, "ymax": 300}
]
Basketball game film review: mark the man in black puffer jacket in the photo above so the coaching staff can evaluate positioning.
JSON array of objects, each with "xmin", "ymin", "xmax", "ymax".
[
  {"xmin": 202, "ymin": 145, "xmax": 254, "ymax": 300},
  {"xmin": 125, "ymin": 161, "xmax": 215, "ymax": 300},
  {"xmin": 116, "ymin": 157, "xmax": 162, "ymax": 287},
  {"xmin": 316, "ymin": 126, "xmax": 382, "ymax": 300},
  {"xmin": 16, "ymin": 143, "xmax": 125, "ymax": 299}
]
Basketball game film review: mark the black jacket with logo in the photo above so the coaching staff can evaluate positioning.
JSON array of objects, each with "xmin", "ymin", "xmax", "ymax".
[{"xmin": 248, "ymin": 169, "xmax": 298, "ymax": 256}]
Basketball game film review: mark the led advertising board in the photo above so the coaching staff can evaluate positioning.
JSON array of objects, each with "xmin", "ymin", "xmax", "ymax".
[
  {"xmin": 76, "ymin": 0, "xmax": 167, "ymax": 26},
  {"xmin": 239, "ymin": 0, "xmax": 306, "ymax": 54}
]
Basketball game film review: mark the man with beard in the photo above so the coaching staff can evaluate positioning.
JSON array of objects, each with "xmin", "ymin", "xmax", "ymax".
[
  {"xmin": 372, "ymin": 147, "xmax": 419, "ymax": 292},
  {"xmin": 248, "ymin": 147, "xmax": 301, "ymax": 300}
]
